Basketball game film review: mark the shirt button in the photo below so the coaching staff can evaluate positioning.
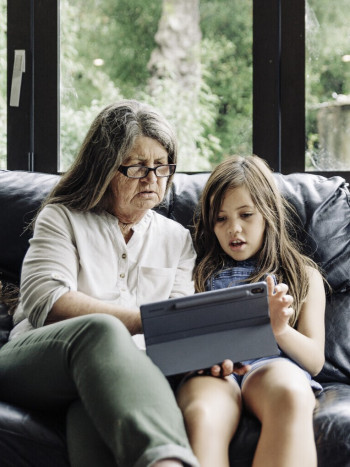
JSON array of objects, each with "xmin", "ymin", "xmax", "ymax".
[
  {"xmin": 52, "ymin": 273, "xmax": 62, "ymax": 280},
  {"xmin": 120, "ymin": 273, "xmax": 125, "ymax": 279},
  {"xmin": 122, "ymin": 253, "xmax": 127, "ymax": 259}
]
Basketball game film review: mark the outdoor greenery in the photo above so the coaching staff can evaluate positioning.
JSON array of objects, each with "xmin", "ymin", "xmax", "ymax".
[
  {"xmin": 1, "ymin": 0, "xmax": 350, "ymax": 171},
  {"xmin": 60, "ymin": 0, "xmax": 252, "ymax": 171},
  {"xmin": 306, "ymin": 0, "xmax": 350, "ymax": 170}
]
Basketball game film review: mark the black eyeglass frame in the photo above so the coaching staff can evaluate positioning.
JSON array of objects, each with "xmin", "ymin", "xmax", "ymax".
[{"xmin": 118, "ymin": 164, "xmax": 177, "ymax": 179}]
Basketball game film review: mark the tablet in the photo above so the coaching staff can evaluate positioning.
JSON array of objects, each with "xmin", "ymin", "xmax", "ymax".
[{"xmin": 140, "ymin": 281, "xmax": 279, "ymax": 376}]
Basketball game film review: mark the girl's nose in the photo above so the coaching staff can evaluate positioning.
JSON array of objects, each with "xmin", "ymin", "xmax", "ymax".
[{"xmin": 228, "ymin": 221, "xmax": 242, "ymax": 234}]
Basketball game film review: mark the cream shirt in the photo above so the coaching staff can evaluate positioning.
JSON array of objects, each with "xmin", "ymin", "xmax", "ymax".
[{"xmin": 10, "ymin": 204, "xmax": 196, "ymax": 343}]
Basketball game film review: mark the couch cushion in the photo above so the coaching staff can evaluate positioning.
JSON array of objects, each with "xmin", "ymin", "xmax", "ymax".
[
  {"xmin": 313, "ymin": 382, "xmax": 350, "ymax": 467},
  {"xmin": 274, "ymin": 172, "xmax": 350, "ymax": 293},
  {"xmin": 0, "ymin": 402, "xmax": 68, "ymax": 467},
  {"xmin": 318, "ymin": 292, "xmax": 350, "ymax": 383},
  {"xmin": 273, "ymin": 173, "xmax": 350, "ymax": 383},
  {"xmin": 0, "ymin": 171, "xmax": 59, "ymax": 284}
]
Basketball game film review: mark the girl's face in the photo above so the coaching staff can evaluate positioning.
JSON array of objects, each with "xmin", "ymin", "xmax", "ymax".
[{"xmin": 213, "ymin": 186, "xmax": 266, "ymax": 261}]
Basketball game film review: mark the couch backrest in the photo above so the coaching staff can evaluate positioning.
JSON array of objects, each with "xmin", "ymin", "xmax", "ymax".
[
  {"xmin": 1, "ymin": 169, "xmax": 349, "ymax": 383},
  {"xmin": 0, "ymin": 171, "xmax": 59, "ymax": 283},
  {"xmin": 274, "ymin": 173, "xmax": 350, "ymax": 384}
]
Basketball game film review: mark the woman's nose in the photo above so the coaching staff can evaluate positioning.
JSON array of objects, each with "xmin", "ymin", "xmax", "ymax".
[{"xmin": 142, "ymin": 169, "xmax": 157, "ymax": 183}]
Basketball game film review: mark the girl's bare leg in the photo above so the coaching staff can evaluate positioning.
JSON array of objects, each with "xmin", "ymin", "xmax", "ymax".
[
  {"xmin": 177, "ymin": 375, "xmax": 242, "ymax": 467},
  {"xmin": 242, "ymin": 360, "xmax": 317, "ymax": 467}
]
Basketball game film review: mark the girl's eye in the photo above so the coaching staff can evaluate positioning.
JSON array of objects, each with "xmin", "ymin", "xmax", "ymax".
[
  {"xmin": 216, "ymin": 216, "xmax": 226, "ymax": 222},
  {"xmin": 241, "ymin": 213, "xmax": 253, "ymax": 218}
]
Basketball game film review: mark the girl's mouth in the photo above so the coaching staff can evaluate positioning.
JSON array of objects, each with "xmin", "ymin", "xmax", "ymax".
[{"xmin": 229, "ymin": 240, "xmax": 246, "ymax": 250}]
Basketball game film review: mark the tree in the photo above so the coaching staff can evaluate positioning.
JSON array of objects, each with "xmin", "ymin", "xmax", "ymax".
[
  {"xmin": 148, "ymin": 0, "xmax": 201, "ymax": 92},
  {"xmin": 146, "ymin": 0, "xmax": 216, "ymax": 170}
]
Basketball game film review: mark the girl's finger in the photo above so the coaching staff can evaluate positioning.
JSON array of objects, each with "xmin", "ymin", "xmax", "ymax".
[
  {"xmin": 266, "ymin": 275, "xmax": 275, "ymax": 296},
  {"xmin": 221, "ymin": 359, "xmax": 234, "ymax": 375},
  {"xmin": 274, "ymin": 283, "xmax": 289, "ymax": 295}
]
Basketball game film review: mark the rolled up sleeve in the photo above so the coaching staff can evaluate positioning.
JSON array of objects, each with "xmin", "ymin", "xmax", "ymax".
[{"xmin": 20, "ymin": 205, "xmax": 79, "ymax": 328}]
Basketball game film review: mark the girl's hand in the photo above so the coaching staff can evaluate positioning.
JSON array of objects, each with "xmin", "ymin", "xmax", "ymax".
[
  {"xmin": 266, "ymin": 275, "xmax": 294, "ymax": 337},
  {"xmin": 197, "ymin": 360, "xmax": 251, "ymax": 378}
]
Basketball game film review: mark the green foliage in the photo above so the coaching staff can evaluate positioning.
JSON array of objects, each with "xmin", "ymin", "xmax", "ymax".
[
  {"xmin": 3, "ymin": 0, "xmax": 349, "ymax": 171},
  {"xmin": 60, "ymin": 0, "xmax": 253, "ymax": 171},
  {"xmin": 306, "ymin": 0, "xmax": 350, "ymax": 102},
  {"xmin": 306, "ymin": 0, "xmax": 350, "ymax": 169},
  {"xmin": 60, "ymin": 0, "xmax": 163, "ymax": 170},
  {"xmin": 139, "ymin": 77, "xmax": 221, "ymax": 171},
  {"xmin": 199, "ymin": 0, "xmax": 253, "ymax": 163}
]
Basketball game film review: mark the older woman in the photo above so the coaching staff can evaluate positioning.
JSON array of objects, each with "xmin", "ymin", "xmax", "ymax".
[{"xmin": 0, "ymin": 100, "xmax": 198, "ymax": 467}]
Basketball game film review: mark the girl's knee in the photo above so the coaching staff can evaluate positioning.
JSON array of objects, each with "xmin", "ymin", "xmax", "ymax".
[
  {"xmin": 179, "ymin": 379, "xmax": 242, "ymax": 429},
  {"xmin": 181, "ymin": 397, "xmax": 214, "ymax": 425},
  {"xmin": 267, "ymin": 379, "xmax": 315, "ymax": 415}
]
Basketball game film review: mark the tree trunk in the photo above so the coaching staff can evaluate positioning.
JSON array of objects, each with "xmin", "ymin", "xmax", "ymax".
[
  {"xmin": 148, "ymin": 0, "xmax": 201, "ymax": 92},
  {"xmin": 147, "ymin": 0, "xmax": 212, "ymax": 171}
]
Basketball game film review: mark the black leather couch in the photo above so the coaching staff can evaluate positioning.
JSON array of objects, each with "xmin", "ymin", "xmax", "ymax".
[{"xmin": 0, "ymin": 169, "xmax": 350, "ymax": 467}]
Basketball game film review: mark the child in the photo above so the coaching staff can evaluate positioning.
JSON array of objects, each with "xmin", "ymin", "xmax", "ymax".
[{"xmin": 176, "ymin": 155, "xmax": 326, "ymax": 467}]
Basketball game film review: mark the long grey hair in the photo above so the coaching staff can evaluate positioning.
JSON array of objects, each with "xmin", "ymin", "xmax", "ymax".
[{"xmin": 41, "ymin": 99, "xmax": 177, "ymax": 214}]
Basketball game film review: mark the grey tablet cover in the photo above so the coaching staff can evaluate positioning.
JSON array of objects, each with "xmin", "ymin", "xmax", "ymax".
[{"xmin": 141, "ymin": 281, "xmax": 279, "ymax": 376}]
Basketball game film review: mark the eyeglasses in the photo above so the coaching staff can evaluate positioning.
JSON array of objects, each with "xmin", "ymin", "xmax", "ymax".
[{"xmin": 118, "ymin": 164, "xmax": 176, "ymax": 179}]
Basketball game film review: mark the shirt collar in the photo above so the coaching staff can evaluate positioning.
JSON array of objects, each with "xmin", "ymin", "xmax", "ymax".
[{"xmin": 102, "ymin": 209, "xmax": 152, "ymax": 234}]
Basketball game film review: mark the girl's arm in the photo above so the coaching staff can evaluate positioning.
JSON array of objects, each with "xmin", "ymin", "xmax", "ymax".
[{"xmin": 267, "ymin": 269, "xmax": 325, "ymax": 376}]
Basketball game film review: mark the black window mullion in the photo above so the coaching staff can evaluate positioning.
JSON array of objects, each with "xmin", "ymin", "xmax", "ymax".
[
  {"xmin": 33, "ymin": 0, "xmax": 59, "ymax": 174},
  {"xmin": 7, "ymin": 0, "xmax": 33, "ymax": 171},
  {"xmin": 280, "ymin": 0, "xmax": 305, "ymax": 174},
  {"xmin": 253, "ymin": 0, "xmax": 281, "ymax": 172}
]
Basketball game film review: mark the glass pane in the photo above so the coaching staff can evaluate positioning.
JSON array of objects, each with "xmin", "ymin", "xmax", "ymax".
[
  {"xmin": 0, "ymin": 0, "xmax": 7, "ymax": 169},
  {"xmin": 305, "ymin": 0, "xmax": 350, "ymax": 171},
  {"xmin": 60, "ymin": 0, "xmax": 252, "ymax": 172}
]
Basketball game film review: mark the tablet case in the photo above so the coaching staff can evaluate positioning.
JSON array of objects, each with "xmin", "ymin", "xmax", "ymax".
[{"xmin": 141, "ymin": 281, "xmax": 279, "ymax": 376}]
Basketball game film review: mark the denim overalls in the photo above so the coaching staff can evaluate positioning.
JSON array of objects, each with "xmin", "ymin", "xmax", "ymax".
[{"xmin": 206, "ymin": 257, "xmax": 322, "ymax": 392}]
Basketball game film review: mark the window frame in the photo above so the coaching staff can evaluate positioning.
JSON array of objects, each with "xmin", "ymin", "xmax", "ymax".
[
  {"xmin": 253, "ymin": 0, "xmax": 307, "ymax": 174},
  {"xmin": 6, "ymin": 0, "xmax": 350, "ymax": 182},
  {"xmin": 7, "ymin": 0, "xmax": 59, "ymax": 173}
]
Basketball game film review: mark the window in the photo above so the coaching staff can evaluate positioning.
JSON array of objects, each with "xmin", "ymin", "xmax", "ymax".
[
  {"xmin": 7, "ymin": 0, "xmax": 59, "ymax": 173},
  {"xmin": 60, "ymin": 0, "xmax": 252, "ymax": 172},
  {"xmin": 305, "ymin": 0, "xmax": 350, "ymax": 172},
  {"xmin": 5, "ymin": 0, "xmax": 350, "ymax": 182}
]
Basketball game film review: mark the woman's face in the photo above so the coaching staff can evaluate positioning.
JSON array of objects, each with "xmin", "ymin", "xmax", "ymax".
[
  {"xmin": 213, "ymin": 186, "xmax": 266, "ymax": 261},
  {"xmin": 108, "ymin": 135, "xmax": 169, "ymax": 221}
]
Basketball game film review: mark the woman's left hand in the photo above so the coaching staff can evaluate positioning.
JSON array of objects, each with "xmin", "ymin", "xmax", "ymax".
[{"xmin": 197, "ymin": 360, "xmax": 251, "ymax": 378}]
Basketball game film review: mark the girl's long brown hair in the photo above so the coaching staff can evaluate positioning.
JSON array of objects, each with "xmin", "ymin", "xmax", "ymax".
[{"xmin": 193, "ymin": 155, "xmax": 321, "ymax": 328}]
